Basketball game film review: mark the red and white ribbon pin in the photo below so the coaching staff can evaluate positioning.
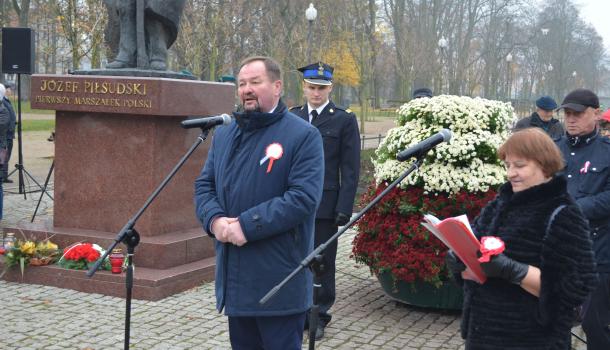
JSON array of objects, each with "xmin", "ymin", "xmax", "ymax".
[
  {"xmin": 478, "ymin": 236, "xmax": 506, "ymax": 263},
  {"xmin": 260, "ymin": 143, "xmax": 283, "ymax": 173},
  {"xmin": 580, "ymin": 161, "xmax": 591, "ymax": 174}
]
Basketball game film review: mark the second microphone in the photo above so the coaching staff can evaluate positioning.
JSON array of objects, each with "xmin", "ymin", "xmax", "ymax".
[
  {"xmin": 396, "ymin": 129, "xmax": 452, "ymax": 161},
  {"xmin": 181, "ymin": 114, "xmax": 232, "ymax": 130}
]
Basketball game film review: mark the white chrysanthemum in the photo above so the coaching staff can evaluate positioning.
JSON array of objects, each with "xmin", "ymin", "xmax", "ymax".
[{"xmin": 375, "ymin": 95, "xmax": 514, "ymax": 194}]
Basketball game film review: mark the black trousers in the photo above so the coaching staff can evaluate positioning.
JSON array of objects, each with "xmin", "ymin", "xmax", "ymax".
[
  {"xmin": 582, "ymin": 272, "xmax": 610, "ymax": 350},
  {"xmin": 228, "ymin": 312, "xmax": 307, "ymax": 350},
  {"xmin": 311, "ymin": 219, "xmax": 338, "ymax": 327}
]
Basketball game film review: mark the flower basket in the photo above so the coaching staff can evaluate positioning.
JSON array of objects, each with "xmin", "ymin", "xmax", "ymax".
[
  {"xmin": 352, "ymin": 95, "xmax": 514, "ymax": 308},
  {"xmin": 377, "ymin": 270, "xmax": 463, "ymax": 310},
  {"xmin": 29, "ymin": 257, "xmax": 54, "ymax": 266}
]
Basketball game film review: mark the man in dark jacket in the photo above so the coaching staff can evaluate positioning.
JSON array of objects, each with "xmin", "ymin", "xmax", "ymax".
[
  {"xmin": 0, "ymin": 84, "xmax": 11, "ymax": 219},
  {"xmin": 195, "ymin": 56, "xmax": 324, "ymax": 349},
  {"xmin": 555, "ymin": 88, "xmax": 610, "ymax": 350},
  {"xmin": 290, "ymin": 62, "xmax": 360, "ymax": 340},
  {"xmin": 515, "ymin": 95, "xmax": 564, "ymax": 139},
  {"xmin": 0, "ymin": 83, "xmax": 15, "ymax": 183}
]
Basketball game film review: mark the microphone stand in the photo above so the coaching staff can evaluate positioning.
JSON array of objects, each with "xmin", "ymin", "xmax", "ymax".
[
  {"xmin": 87, "ymin": 128, "xmax": 212, "ymax": 350},
  {"xmin": 260, "ymin": 156, "xmax": 425, "ymax": 349}
]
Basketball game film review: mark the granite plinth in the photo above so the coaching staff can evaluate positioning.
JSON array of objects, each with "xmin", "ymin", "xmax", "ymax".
[
  {"xmin": 53, "ymin": 111, "xmax": 210, "ymax": 236},
  {"xmin": 5, "ymin": 74, "xmax": 235, "ymax": 299},
  {"xmin": 1, "ymin": 221, "xmax": 217, "ymax": 300},
  {"xmin": 30, "ymin": 75, "xmax": 235, "ymax": 236},
  {"xmin": 0, "ymin": 258, "xmax": 215, "ymax": 301},
  {"xmin": 13, "ymin": 221, "xmax": 215, "ymax": 269}
]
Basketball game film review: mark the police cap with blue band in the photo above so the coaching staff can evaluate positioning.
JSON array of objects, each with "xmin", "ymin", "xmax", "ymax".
[{"xmin": 298, "ymin": 62, "xmax": 333, "ymax": 86}]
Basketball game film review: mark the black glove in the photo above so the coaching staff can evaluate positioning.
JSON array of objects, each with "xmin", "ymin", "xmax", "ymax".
[
  {"xmin": 334, "ymin": 212, "xmax": 350, "ymax": 226},
  {"xmin": 445, "ymin": 250, "xmax": 466, "ymax": 274},
  {"xmin": 480, "ymin": 253, "xmax": 529, "ymax": 285}
]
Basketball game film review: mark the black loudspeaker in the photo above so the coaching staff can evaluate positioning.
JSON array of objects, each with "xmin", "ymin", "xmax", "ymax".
[{"xmin": 2, "ymin": 27, "xmax": 35, "ymax": 74}]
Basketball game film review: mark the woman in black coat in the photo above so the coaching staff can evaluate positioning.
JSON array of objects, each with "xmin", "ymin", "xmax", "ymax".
[{"xmin": 448, "ymin": 128, "xmax": 598, "ymax": 349}]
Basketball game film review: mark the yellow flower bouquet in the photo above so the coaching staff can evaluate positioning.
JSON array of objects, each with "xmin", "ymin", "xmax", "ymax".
[{"xmin": 1, "ymin": 232, "xmax": 59, "ymax": 277}]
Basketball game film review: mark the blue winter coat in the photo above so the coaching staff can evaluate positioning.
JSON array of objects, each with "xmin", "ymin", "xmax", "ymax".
[
  {"xmin": 194, "ymin": 101, "xmax": 324, "ymax": 316},
  {"xmin": 557, "ymin": 131, "xmax": 610, "ymax": 272}
]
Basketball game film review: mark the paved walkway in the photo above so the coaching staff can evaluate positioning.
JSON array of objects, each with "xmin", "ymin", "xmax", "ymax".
[{"xmin": 0, "ymin": 187, "xmax": 587, "ymax": 349}]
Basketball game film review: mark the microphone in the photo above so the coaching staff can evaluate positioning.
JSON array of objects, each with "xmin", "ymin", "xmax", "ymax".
[
  {"xmin": 396, "ymin": 129, "xmax": 452, "ymax": 161},
  {"xmin": 181, "ymin": 114, "xmax": 232, "ymax": 130}
]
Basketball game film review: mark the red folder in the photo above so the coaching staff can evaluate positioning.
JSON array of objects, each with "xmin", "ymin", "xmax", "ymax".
[{"xmin": 422, "ymin": 214, "xmax": 486, "ymax": 284}]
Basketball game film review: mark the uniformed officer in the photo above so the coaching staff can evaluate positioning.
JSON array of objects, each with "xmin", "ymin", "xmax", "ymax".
[
  {"xmin": 555, "ymin": 88, "xmax": 610, "ymax": 350},
  {"xmin": 291, "ymin": 62, "xmax": 361, "ymax": 340}
]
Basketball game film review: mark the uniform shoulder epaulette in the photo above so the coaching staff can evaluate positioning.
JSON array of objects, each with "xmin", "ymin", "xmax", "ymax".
[
  {"xmin": 601, "ymin": 136, "xmax": 610, "ymax": 145},
  {"xmin": 334, "ymin": 105, "xmax": 354, "ymax": 115},
  {"xmin": 289, "ymin": 105, "xmax": 303, "ymax": 111}
]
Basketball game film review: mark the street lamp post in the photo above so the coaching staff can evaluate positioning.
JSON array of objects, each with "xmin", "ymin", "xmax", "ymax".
[
  {"xmin": 571, "ymin": 71, "xmax": 578, "ymax": 87},
  {"xmin": 438, "ymin": 36, "xmax": 448, "ymax": 93},
  {"xmin": 305, "ymin": 3, "xmax": 317, "ymax": 62},
  {"xmin": 543, "ymin": 63, "xmax": 553, "ymax": 92},
  {"xmin": 506, "ymin": 53, "xmax": 513, "ymax": 101}
]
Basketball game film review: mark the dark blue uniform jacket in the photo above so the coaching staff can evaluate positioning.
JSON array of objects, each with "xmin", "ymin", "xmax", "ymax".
[
  {"xmin": 557, "ymin": 132, "xmax": 610, "ymax": 272},
  {"xmin": 194, "ymin": 102, "xmax": 324, "ymax": 316},
  {"xmin": 290, "ymin": 101, "xmax": 360, "ymax": 219}
]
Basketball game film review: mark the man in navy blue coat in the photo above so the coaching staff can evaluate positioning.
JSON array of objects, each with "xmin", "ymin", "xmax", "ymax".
[
  {"xmin": 195, "ymin": 56, "xmax": 324, "ymax": 349},
  {"xmin": 556, "ymin": 88, "xmax": 610, "ymax": 350},
  {"xmin": 291, "ymin": 62, "xmax": 360, "ymax": 340}
]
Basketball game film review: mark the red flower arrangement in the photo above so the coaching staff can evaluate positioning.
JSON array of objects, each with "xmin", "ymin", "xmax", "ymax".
[
  {"xmin": 352, "ymin": 181, "xmax": 496, "ymax": 287},
  {"xmin": 64, "ymin": 243, "xmax": 100, "ymax": 262},
  {"xmin": 58, "ymin": 243, "xmax": 110, "ymax": 270}
]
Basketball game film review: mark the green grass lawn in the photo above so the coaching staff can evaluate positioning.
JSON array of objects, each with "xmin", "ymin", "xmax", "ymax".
[
  {"xmin": 19, "ymin": 119, "xmax": 55, "ymax": 132},
  {"xmin": 7, "ymin": 98, "xmax": 54, "ymax": 114}
]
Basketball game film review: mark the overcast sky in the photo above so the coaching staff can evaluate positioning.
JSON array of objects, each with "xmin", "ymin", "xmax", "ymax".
[{"xmin": 578, "ymin": 0, "xmax": 610, "ymax": 50}]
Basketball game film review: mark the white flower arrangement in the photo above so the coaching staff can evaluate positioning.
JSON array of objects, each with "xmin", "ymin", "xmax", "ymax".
[{"xmin": 374, "ymin": 95, "xmax": 516, "ymax": 194}]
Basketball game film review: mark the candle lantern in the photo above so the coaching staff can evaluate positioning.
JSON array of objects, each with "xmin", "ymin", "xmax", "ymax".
[{"xmin": 109, "ymin": 248, "xmax": 125, "ymax": 274}]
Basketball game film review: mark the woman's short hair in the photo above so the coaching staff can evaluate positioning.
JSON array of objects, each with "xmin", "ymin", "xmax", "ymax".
[{"xmin": 498, "ymin": 128, "xmax": 564, "ymax": 177}]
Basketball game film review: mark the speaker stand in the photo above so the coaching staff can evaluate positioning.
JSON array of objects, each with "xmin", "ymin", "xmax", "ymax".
[{"xmin": 8, "ymin": 73, "xmax": 51, "ymax": 200}]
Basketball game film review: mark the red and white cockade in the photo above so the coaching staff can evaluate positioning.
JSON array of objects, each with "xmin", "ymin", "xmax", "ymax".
[{"xmin": 478, "ymin": 236, "xmax": 506, "ymax": 263}]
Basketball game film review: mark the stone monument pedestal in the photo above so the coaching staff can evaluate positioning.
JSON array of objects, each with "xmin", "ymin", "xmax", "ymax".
[{"xmin": 1, "ymin": 74, "xmax": 234, "ymax": 300}]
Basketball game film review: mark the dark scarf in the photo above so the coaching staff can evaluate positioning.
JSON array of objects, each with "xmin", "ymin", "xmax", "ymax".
[
  {"xmin": 530, "ymin": 112, "xmax": 553, "ymax": 131},
  {"xmin": 233, "ymin": 100, "xmax": 286, "ymax": 132}
]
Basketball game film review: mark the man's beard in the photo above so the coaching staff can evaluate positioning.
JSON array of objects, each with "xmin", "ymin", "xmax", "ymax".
[
  {"xmin": 241, "ymin": 96, "xmax": 262, "ymax": 112},
  {"xmin": 244, "ymin": 104, "xmax": 262, "ymax": 113},
  {"xmin": 242, "ymin": 98, "xmax": 261, "ymax": 113}
]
